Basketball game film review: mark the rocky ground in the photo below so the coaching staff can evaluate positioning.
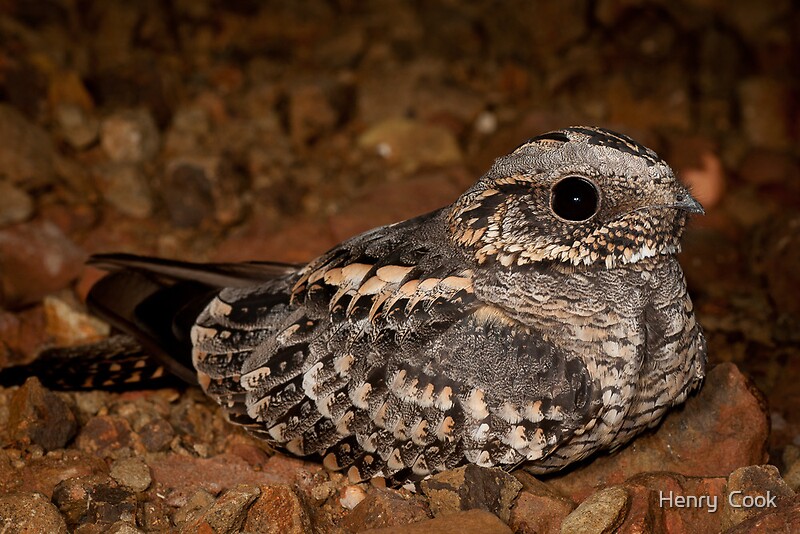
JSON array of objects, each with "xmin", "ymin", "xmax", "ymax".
[{"xmin": 0, "ymin": 0, "xmax": 798, "ymax": 532}]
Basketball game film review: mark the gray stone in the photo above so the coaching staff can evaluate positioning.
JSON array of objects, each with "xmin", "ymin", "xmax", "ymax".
[
  {"xmin": 110, "ymin": 457, "xmax": 152, "ymax": 493},
  {"xmin": 560, "ymin": 486, "xmax": 629, "ymax": 534}
]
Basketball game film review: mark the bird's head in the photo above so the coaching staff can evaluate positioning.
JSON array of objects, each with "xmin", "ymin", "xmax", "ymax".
[{"xmin": 448, "ymin": 126, "xmax": 703, "ymax": 270}]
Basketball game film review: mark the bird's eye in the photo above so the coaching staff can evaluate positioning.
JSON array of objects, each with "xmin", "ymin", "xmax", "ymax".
[{"xmin": 550, "ymin": 176, "xmax": 600, "ymax": 221}]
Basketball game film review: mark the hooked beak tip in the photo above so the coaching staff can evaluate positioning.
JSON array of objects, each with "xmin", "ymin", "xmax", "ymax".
[{"xmin": 675, "ymin": 193, "xmax": 705, "ymax": 215}]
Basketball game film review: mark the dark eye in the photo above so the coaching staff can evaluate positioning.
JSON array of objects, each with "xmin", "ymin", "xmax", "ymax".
[{"xmin": 550, "ymin": 176, "xmax": 600, "ymax": 221}]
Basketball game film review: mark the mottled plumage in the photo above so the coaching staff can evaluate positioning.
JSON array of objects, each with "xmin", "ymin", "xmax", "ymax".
[{"xmin": 72, "ymin": 127, "xmax": 709, "ymax": 481}]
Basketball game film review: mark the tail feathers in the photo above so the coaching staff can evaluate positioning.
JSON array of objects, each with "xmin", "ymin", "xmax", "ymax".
[
  {"xmin": 85, "ymin": 253, "xmax": 301, "ymax": 388},
  {"xmin": 0, "ymin": 335, "xmax": 184, "ymax": 390},
  {"xmin": 89, "ymin": 253, "xmax": 300, "ymax": 288},
  {"xmin": 87, "ymin": 269, "xmax": 212, "ymax": 385}
]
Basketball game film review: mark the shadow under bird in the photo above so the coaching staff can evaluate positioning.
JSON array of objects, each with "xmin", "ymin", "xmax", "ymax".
[{"xmin": 12, "ymin": 126, "xmax": 708, "ymax": 483}]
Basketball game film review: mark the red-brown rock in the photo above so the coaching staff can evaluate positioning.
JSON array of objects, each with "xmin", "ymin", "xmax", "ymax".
[
  {"xmin": 242, "ymin": 484, "xmax": 313, "ymax": 534},
  {"xmin": 509, "ymin": 472, "xmax": 575, "ymax": 534},
  {"xmin": 7, "ymin": 377, "xmax": 77, "ymax": 451},
  {"xmin": 0, "ymin": 450, "xmax": 108, "ymax": 498},
  {"xmin": 75, "ymin": 415, "xmax": 141, "ymax": 458},
  {"xmin": 342, "ymin": 488, "xmax": 431, "ymax": 531},
  {"xmin": 0, "ymin": 220, "xmax": 86, "ymax": 308}
]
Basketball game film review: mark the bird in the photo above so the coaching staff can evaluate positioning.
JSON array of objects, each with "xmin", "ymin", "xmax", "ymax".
[{"xmin": 21, "ymin": 126, "xmax": 709, "ymax": 483}]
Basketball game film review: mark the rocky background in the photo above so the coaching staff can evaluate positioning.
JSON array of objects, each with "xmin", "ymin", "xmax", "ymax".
[{"xmin": 0, "ymin": 0, "xmax": 798, "ymax": 532}]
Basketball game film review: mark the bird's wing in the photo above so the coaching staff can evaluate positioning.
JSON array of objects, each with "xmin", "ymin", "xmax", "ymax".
[{"xmin": 193, "ymin": 211, "xmax": 603, "ymax": 481}]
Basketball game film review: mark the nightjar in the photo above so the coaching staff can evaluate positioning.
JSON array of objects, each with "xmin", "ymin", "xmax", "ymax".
[{"xmin": 60, "ymin": 126, "xmax": 709, "ymax": 481}]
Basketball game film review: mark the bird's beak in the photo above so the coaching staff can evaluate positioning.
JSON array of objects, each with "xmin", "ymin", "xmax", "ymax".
[{"xmin": 673, "ymin": 186, "xmax": 705, "ymax": 215}]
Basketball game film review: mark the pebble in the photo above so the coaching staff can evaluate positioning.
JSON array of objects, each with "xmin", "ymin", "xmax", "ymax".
[
  {"xmin": 94, "ymin": 162, "xmax": 154, "ymax": 218},
  {"xmin": 358, "ymin": 118, "xmax": 462, "ymax": 173},
  {"xmin": 357, "ymin": 66, "xmax": 420, "ymax": 125},
  {"xmin": 560, "ymin": 486, "xmax": 629, "ymax": 534},
  {"xmin": 616, "ymin": 472, "xmax": 727, "ymax": 532},
  {"xmin": 148, "ymin": 453, "xmax": 311, "ymax": 507},
  {"xmin": 0, "ymin": 306, "xmax": 49, "ymax": 365},
  {"xmin": 55, "ymin": 103, "xmax": 100, "ymax": 149},
  {"xmin": 420, "ymin": 464, "xmax": 522, "ymax": 522},
  {"xmin": 0, "ymin": 491, "xmax": 68, "ymax": 533},
  {"xmin": 738, "ymin": 149, "xmax": 800, "ymax": 187},
  {"xmin": 761, "ymin": 216, "xmax": 800, "ymax": 319},
  {"xmin": 110, "ymin": 457, "xmax": 152, "ymax": 493},
  {"xmin": 178, "ymin": 484, "xmax": 260, "ymax": 534},
  {"xmin": 138, "ymin": 498, "xmax": 172, "ymax": 532},
  {"xmin": 339, "ymin": 484, "xmax": 367, "ymax": 510},
  {"xmin": 328, "ymin": 172, "xmax": 466, "ymax": 242},
  {"xmin": 724, "ymin": 495, "xmax": 800, "ymax": 534},
  {"xmin": 43, "ymin": 296, "xmax": 110, "ymax": 347},
  {"xmin": 342, "ymin": 488, "xmax": 430, "ymax": 531},
  {"xmin": 106, "ymin": 522, "xmax": 144, "ymax": 534},
  {"xmin": 172, "ymin": 489, "xmax": 216, "ymax": 526},
  {"xmin": 100, "ymin": 109, "xmax": 161, "ymax": 163},
  {"xmin": 163, "ymin": 105, "xmax": 211, "ymax": 155},
  {"xmin": 0, "ymin": 180, "xmax": 34, "ymax": 227},
  {"xmin": 242, "ymin": 484, "xmax": 312, "ymax": 534},
  {"xmin": 783, "ymin": 446, "xmax": 800, "ymax": 492},
  {"xmin": 75, "ymin": 415, "xmax": 138, "ymax": 458},
  {"xmin": 724, "ymin": 465, "xmax": 796, "ymax": 527},
  {"xmin": 0, "ymin": 104, "xmax": 56, "ymax": 187},
  {"xmin": 51, "ymin": 475, "xmax": 136, "ymax": 531},
  {"xmin": 0, "ymin": 220, "xmax": 86, "ymax": 308},
  {"xmin": 7, "ymin": 377, "xmax": 77, "ymax": 451},
  {"xmin": 137, "ymin": 417, "xmax": 175, "ymax": 453}
]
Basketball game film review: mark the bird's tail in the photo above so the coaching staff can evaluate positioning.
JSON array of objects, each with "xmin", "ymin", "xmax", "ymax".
[
  {"xmin": 1, "ymin": 253, "xmax": 299, "ymax": 390},
  {"xmin": 0, "ymin": 335, "xmax": 185, "ymax": 390}
]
